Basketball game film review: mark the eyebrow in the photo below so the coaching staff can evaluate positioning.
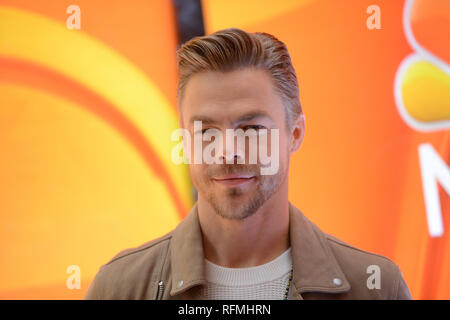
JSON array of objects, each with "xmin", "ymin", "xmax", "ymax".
[{"xmin": 189, "ymin": 111, "xmax": 272, "ymax": 126}]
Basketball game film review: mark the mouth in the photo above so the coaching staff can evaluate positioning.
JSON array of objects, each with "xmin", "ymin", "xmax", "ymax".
[{"xmin": 212, "ymin": 174, "xmax": 255, "ymax": 187}]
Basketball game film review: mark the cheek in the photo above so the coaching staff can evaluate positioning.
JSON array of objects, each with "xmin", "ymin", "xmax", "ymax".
[
  {"xmin": 188, "ymin": 164, "xmax": 209, "ymax": 187},
  {"xmin": 255, "ymin": 131, "xmax": 288, "ymax": 159},
  {"xmin": 274, "ymin": 131, "xmax": 291, "ymax": 160},
  {"xmin": 188, "ymin": 164, "xmax": 199, "ymax": 184}
]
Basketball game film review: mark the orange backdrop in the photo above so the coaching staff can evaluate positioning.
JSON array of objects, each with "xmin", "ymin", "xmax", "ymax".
[{"xmin": 0, "ymin": 0, "xmax": 448, "ymax": 299}]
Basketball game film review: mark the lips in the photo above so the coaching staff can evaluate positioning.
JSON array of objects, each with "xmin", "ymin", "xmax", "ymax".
[
  {"xmin": 212, "ymin": 174, "xmax": 255, "ymax": 187},
  {"xmin": 213, "ymin": 174, "xmax": 254, "ymax": 180}
]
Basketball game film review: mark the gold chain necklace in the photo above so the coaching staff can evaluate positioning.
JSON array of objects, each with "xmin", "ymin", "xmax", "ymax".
[{"xmin": 283, "ymin": 269, "xmax": 293, "ymax": 300}]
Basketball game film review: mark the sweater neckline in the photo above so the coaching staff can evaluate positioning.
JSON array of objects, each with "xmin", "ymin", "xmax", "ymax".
[{"xmin": 204, "ymin": 247, "xmax": 292, "ymax": 286}]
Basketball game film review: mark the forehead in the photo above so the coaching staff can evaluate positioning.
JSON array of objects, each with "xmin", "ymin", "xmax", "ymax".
[{"xmin": 181, "ymin": 68, "xmax": 284, "ymax": 125}]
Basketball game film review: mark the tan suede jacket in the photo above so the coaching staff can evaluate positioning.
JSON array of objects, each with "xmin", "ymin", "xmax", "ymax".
[{"xmin": 85, "ymin": 202, "xmax": 412, "ymax": 300}]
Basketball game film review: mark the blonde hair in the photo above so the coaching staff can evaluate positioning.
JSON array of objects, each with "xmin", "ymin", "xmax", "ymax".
[{"xmin": 176, "ymin": 28, "xmax": 302, "ymax": 129}]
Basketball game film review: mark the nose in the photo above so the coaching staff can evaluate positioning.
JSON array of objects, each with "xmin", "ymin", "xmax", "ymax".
[
  {"xmin": 218, "ymin": 153, "xmax": 242, "ymax": 164},
  {"xmin": 216, "ymin": 131, "xmax": 246, "ymax": 164}
]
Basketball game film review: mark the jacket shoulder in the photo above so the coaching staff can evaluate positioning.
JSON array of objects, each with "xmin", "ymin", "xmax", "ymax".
[
  {"xmin": 324, "ymin": 232, "xmax": 412, "ymax": 299},
  {"xmin": 106, "ymin": 231, "xmax": 173, "ymax": 266},
  {"xmin": 325, "ymin": 232, "xmax": 396, "ymax": 267},
  {"xmin": 85, "ymin": 230, "xmax": 174, "ymax": 299}
]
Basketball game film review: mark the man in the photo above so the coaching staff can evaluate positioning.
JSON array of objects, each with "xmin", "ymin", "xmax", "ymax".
[{"xmin": 85, "ymin": 28, "xmax": 412, "ymax": 300}]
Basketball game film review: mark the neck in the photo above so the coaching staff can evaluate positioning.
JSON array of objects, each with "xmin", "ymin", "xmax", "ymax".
[{"xmin": 197, "ymin": 183, "xmax": 290, "ymax": 268}]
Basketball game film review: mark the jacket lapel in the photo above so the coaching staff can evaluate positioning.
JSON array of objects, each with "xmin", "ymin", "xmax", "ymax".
[
  {"xmin": 170, "ymin": 203, "xmax": 206, "ymax": 296},
  {"xmin": 288, "ymin": 202, "xmax": 351, "ymax": 298}
]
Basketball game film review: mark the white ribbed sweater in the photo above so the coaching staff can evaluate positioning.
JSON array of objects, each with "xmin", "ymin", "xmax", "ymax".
[{"xmin": 198, "ymin": 248, "xmax": 293, "ymax": 300}]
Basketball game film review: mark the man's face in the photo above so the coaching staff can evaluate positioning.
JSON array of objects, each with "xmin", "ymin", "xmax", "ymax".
[{"xmin": 180, "ymin": 68, "xmax": 295, "ymax": 220}]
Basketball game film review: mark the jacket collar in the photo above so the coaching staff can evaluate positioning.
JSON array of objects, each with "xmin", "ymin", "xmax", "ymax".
[
  {"xmin": 170, "ymin": 202, "xmax": 351, "ymax": 297},
  {"xmin": 288, "ymin": 202, "xmax": 351, "ymax": 297},
  {"xmin": 170, "ymin": 202, "xmax": 206, "ymax": 296}
]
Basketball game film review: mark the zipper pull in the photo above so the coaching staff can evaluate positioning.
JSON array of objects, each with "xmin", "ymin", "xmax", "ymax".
[{"xmin": 156, "ymin": 281, "xmax": 164, "ymax": 300}]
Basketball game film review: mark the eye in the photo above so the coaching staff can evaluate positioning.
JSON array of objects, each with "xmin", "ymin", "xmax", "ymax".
[
  {"xmin": 202, "ymin": 128, "xmax": 220, "ymax": 134},
  {"xmin": 196, "ymin": 128, "xmax": 221, "ymax": 136},
  {"xmin": 243, "ymin": 125, "xmax": 266, "ymax": 132},
  {"xmin": 193, "ymin": 128, "xmax": 211, "ymax": 135}
]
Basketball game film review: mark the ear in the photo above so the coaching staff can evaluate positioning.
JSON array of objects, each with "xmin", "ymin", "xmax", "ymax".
[{"xmin": 289, "ymin": 114, "xmax": 305, "ymax": 154}]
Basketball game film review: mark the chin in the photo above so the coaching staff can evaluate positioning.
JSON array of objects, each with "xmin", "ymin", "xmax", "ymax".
[{"xmin": 213, "ymin": 195, "xmax": 265, "ymax": 221}]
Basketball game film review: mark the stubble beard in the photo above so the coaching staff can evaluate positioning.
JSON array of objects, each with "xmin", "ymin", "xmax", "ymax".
[{"xmin": 201, "ymin": 163, "xmax": 288, "ymax": 221}]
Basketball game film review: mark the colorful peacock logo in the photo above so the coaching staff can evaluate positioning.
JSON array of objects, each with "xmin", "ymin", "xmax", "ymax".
[
  {"xmin": 394, "ymin": 0, "xmax": 450, "ymax": 132},
  {"xmin": 394, "ymin": 0, "xmax": 450, "ymax": 238}
]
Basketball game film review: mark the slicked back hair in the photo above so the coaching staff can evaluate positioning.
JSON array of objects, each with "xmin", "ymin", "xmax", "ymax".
[{"xmin": 176, "ymin": 28, "xmax": 302, "ymax": 130}]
